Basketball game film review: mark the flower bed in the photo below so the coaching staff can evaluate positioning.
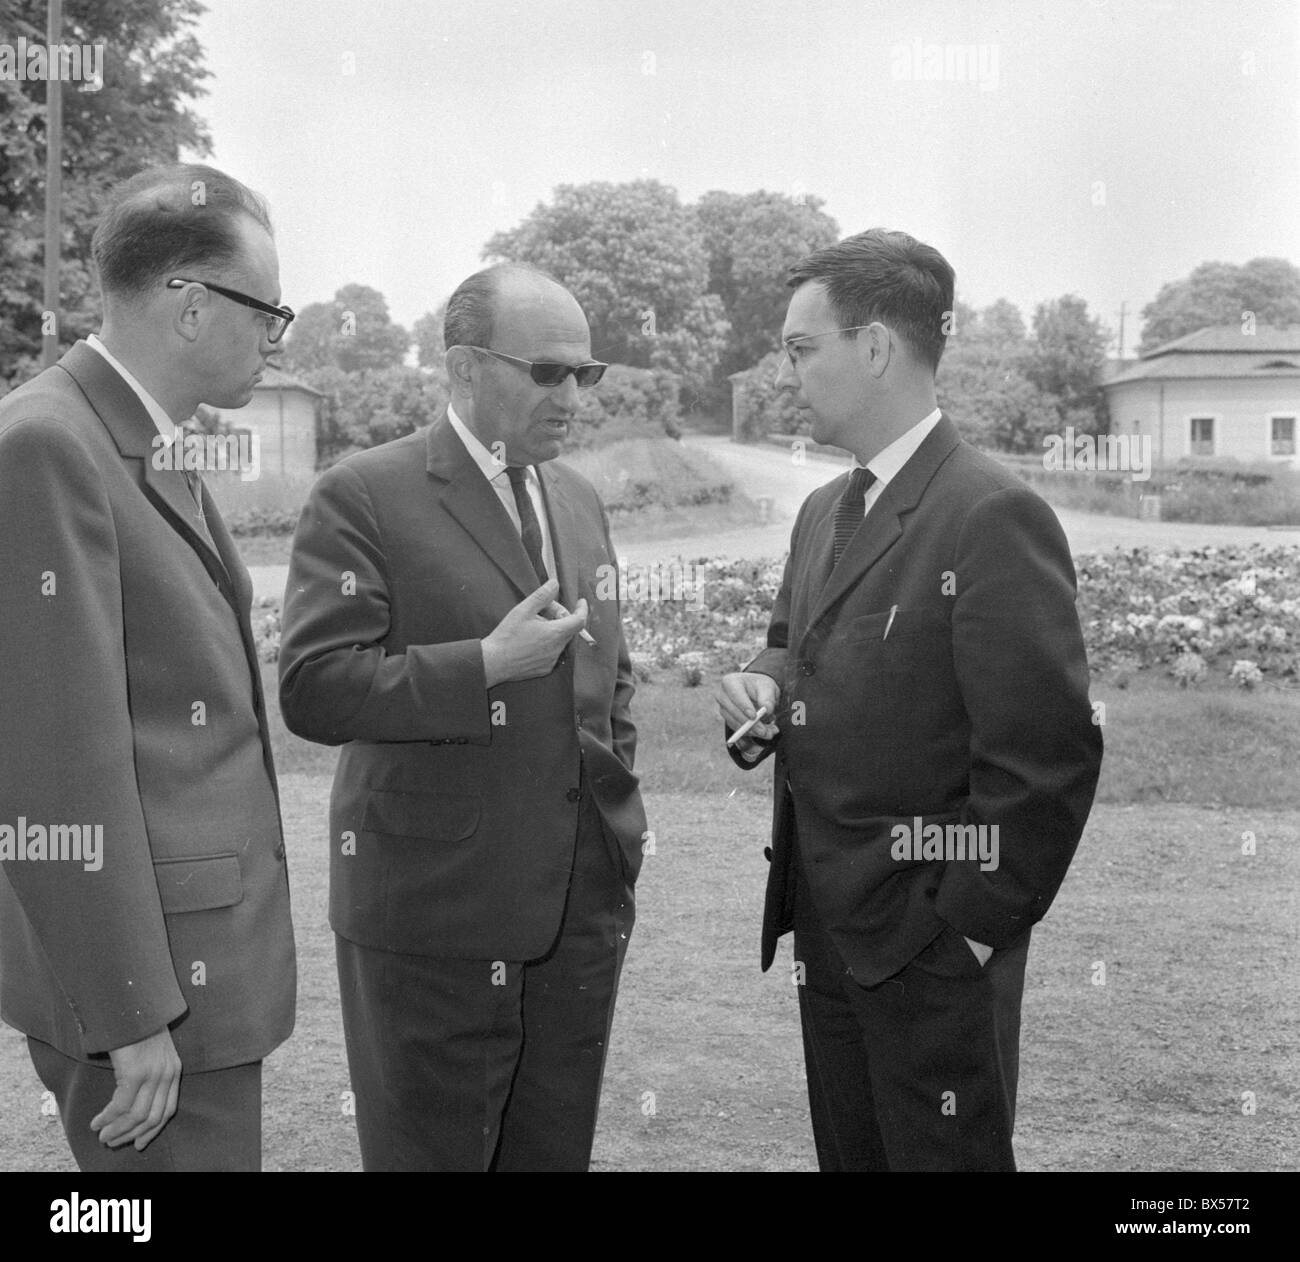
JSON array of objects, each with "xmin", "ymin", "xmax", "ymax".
[{"xmin": 252, "ymin": 545, "xmax": 1299, "ymax": 689}]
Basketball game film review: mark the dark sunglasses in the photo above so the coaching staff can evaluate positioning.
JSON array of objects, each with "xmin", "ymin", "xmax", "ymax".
[
  {"xmin": 468, "ymin": 345, "xmax": 607, "ymax": 388},
  {"xmin": 166, "ymin": 277, "xmax": 296, "ymax": 344}
]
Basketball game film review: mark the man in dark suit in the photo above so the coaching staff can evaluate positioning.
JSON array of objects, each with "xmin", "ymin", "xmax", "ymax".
[
  {"xmin": 717, "ymin": 229, "xmax": 1102, "ymax": 1171},
  {"xmin": 278, "ymin": 263, "xmax": 645, "ymax": 1171},
  {"xmin": 0, "ymin": 164, "xmax": 297, "ymax": 1170}
]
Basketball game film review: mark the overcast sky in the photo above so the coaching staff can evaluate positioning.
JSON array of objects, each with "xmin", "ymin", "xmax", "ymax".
[{"xmin": 192, "ymin": 0, "xmax": 1299, "ymax": 356}]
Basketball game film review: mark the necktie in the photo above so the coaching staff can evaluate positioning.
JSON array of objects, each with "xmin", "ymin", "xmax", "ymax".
[
  {"xmin": 505, "ymin": 465, "xmax": 549, "ymax": 584},
  {"xmin": 832, "ymin": 466, "xmax": 877, "ymax": 565}
]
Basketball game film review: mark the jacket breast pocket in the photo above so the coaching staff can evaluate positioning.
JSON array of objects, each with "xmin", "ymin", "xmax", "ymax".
[
  {"xmin": 846, "ymin": 607, "xmax": 949, "ymax": 644},
  {"xmin": 361, "ymin": 790, "xmax": 481, "ymax": 843},
  {"xmin": 154, "ymin": 853, "xmax": 243, "ymax": 914}
]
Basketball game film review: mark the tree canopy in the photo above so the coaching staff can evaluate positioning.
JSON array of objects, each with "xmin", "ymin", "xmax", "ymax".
[
  {"xmin": 1139, "ymin": 258, "xmax": 1300, "ymax": 353},
  {"xmin": 280, "ymin": 283, "xmax": 409, "ymax": 376},
  {"xmin": 0, "ymin": 0, "xmax": 212, "ymax": 389},
  {"xmin": 482, "ymin": 180, "xmax": 730, "ymax": 397}
]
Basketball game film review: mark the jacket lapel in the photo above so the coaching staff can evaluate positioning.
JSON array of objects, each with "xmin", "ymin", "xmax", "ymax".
[
  {"xmin": 803, "ymin": 415, "xmax": 962, "ymax": 636},
  {"xmin": 425, "ymin": 411, "xmax": 544, "ymax": 600},
  {"xmin": 58, "ymin": 342, "xmax": 236, "ymax": 596}
]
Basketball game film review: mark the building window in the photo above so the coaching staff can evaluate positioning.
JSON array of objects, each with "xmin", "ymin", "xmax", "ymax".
[
  {"xmin": 1190, "ymin": 416, "xmax": 1214, "ymax": 456},
  {"xmin": 1272, "ymin": 416, "xmax": 1296, "ymax": 456}
]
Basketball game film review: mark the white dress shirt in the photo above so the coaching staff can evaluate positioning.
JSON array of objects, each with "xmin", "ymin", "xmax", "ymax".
[
  {"xmin": 446, "ymin": 403, "xmax": 556, "ymax": 580},
  {"xmin": 859, "ymin": 406, "xmax": 942, "ymax": 518}
]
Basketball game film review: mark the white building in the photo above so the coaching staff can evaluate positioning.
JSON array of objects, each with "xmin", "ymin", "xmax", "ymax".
[
  {"xmin": 1102, "ymin": 325, "xmax": 1299, "ymax": 468},
  {"xmin": 212, "ymin": 366, "xmax": 322, "ymax": 479}
]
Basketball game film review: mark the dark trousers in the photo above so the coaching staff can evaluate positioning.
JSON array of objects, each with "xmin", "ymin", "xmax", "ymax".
[
  {"xmin": 336, "ymin": 788, "xmax": 635, "ymax": 1171},
  {"xmin": 28, "ymin": 1037, "xmax": 262, "ymax": 1171},
  {"xmin": 792, "ymin": 839, "xmax": 1029, "ymax": 1171}
]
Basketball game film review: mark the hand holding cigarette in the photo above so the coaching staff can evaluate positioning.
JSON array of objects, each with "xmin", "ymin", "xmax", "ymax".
[{"xmin": 547, "ymin": 600, "xmax": 596, "ymax": 646}]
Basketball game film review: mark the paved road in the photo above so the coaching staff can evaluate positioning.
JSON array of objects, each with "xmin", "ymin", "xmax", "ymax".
[{"xmin": 246, "ymin": 435, "xmax": 1297, "ymax": 601}]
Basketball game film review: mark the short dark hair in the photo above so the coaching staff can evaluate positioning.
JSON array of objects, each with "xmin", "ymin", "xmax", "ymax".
[
  {"xmin": 443, "ymin": 261, "xmax": 561, "ymax": 351},
  {"xmin": 786, "ymin": 228, "xmax": 955, "ymax": 370},
  {"xmin": 91, "ymin": 163, "xmax": 273, "ymax": 302}
]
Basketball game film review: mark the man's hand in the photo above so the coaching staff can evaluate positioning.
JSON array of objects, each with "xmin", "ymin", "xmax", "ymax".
[
  {"xmin": 90, "ymin": 1027, "xmax": 181, "ymax": 1151},
  {"xmin": 964, "ymin": 937, "xmax": 994, "ymax": 967},
  {"xmin": 717, "ymin": 671, "xmax": 781, "ymax": 756},
  {"xmin": 481, "ymin": 579, "xmax": 589, "ymax": 688}
]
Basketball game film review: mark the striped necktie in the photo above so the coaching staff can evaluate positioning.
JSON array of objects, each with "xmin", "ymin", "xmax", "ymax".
[
  {"xmin": 505, "ymin": 465, "xmax": 549, "ymax": 584},
  {"xmin": 832, "ymin": 466, "xmax": 876, "ymax": 565}
]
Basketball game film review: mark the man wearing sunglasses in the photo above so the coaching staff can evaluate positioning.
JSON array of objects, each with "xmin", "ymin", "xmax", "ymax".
[
  {"xmin": 0, "ymin": 164, "xmax": 296, "ymax": 1170},
  {"xmin": 279, "ymin": 262, "xmax": 645, "ymax": 1171}
]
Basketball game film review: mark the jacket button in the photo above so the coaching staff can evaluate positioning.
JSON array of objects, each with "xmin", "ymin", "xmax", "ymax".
[
  {"xmin": 763, "ymin": 846, "xmax": 773, "ymax": 862},
  {"xmin": 800, "ymin": 662, "xmax": 815, "ymax": 676},
  {"xmin": 274, "ymin": 843, "xmax": 286, "ymax": 860},
  {"xmin": 566, "ymin": 787, "xmax": 581, "ymax": 803}
]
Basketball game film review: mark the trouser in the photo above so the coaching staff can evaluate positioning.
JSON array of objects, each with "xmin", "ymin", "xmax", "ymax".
[
  {"xmin": 792, "ymin": 837, "xmax": 1029, "ymax": 1171},
  {"xmin": 28, "ymin": 1037, "xmax": 262, "ymax": 1171},
  {"xmin": 336, "ymin": 787, "xmax": 635, "ymax": 1171}
]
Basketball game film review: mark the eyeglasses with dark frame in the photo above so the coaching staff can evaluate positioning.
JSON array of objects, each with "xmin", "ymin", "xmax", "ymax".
[
  {"xmin": 781, "ymin": 324, "xmax": 875, "ymax": 368},
  {"xmin": 166, "ymin": 277, "xmax": 296, "ymax": 344},
  {"xmin": 466, "ymin": 345, "xmax": 608, "ymax": 388}
]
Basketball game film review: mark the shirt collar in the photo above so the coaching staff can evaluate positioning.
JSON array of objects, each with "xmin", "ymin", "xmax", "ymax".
[
  {"xmin": 862, "ymin": 407, "xmax": 942, "ymax": 488},
  {"xmin": 446, "ymin": 402, "xmax": 536, "ymax": 488},
  {"xmin": 86, "ymin": 334, "xmax": 181, "ymax": 444}
]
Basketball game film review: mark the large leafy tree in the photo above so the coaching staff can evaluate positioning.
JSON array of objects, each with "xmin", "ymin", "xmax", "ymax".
[
  {"xmin": 280, "ymin": 283, "xmax": 409, "ymax": 375},
  {"xmin": 1023, "ymin": 294, "xmax": 1110, "ymax": 433},
  {"xmin": 482, "ymin": 179, "xmax": 730, "ymax": 396},
  {"xmin": 0, "ymin": 0, "xmax": 212, "ymax": 390},
  {"xmin": 412, "ymin": 303, "xmax": 446, "ymax": 368},
  {"xmin": 937, "ymin": 299, "xmax": 1064, "ymax": 452},
  {"xmin": 695, "ymin": 190, "xmax": 839, "ymax": 377},
  {"xmin": 1139, "ymin": 258, "xmax": 1300, "ymax": 353}
]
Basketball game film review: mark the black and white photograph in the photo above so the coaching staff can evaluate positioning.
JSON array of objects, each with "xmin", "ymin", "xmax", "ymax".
[{"xmin": 0, "ymin": 0, "xmax": 1295, "ymax": 1222}]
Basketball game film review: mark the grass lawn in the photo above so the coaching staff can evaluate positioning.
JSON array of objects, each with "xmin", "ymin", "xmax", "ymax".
[{"xmin": 2, "ymin": 669, "xmax": 1296, "ymax": 1172}]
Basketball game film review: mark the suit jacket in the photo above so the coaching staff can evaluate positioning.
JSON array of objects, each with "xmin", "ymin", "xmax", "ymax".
[
  {"xmin": 277, "ymin": 411, "xmax": 646, "ymax": 961},
  {"xmin": 733, "ymin": 415, "xmax": 1102, "ymax": 986},
  {"xmin": 0, "ymin": 342, "xmax": 296, "ymax": 1069}
]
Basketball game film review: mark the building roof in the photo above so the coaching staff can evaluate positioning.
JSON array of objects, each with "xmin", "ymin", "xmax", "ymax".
[
  {"xmin": 1103, "ymin": 324, "xmax": 1300, "ymax": 387},
  {"xmin": 255, "ymin": 366, "xmax": 325, "ymax": 396}
]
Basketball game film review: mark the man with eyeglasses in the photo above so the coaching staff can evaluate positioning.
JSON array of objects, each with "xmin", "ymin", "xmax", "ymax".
[
  {"xmin": 0, "ymin": 164, "xmax": 296, "ymax": 1170},
  {"xmin": 279, "ymin": 262, "xmax": 645, "ymax": 1171},
  {"xmin": 716, "ymin": 229, "xmax": 1101, "ymax": 1171}
]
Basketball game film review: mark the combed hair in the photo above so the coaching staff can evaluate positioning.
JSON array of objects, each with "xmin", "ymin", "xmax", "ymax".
[
  {"xmin": 786, "ymin": 228, "xmax": 955, "ymax": 370},
  {"xmin": 443, "ymin": 261, "xmax": 561, "ymax": 351},
  {"xmin": 91, "ymin": 163, "xmax": 272, "ymax": 301}
]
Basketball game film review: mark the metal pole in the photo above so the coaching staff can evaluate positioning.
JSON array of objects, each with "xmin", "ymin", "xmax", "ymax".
[{"xmin": 41, "ymin": 0, "xmax": 64, "ymax": 368}]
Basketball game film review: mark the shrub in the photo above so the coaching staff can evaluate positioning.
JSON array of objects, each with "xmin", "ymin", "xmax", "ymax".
[
  {"xmin": 569, "ymin": 364, "xmax": 682, "ymax": 449},
  {"xmin": 730, "ymin": 351, "xmax": 803, "ymax": 441}
]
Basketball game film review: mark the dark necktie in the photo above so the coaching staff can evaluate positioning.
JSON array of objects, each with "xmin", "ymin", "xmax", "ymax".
[
  {"xmin": 832, "ymin": 466, "xmax": 877, "ymax": 565},
  {"xmin": 506, "ymin": 465, "xmax": 549, "ymax": 584}
]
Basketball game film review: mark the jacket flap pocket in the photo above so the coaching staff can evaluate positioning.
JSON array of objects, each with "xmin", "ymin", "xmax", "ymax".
[
  {"xmin": 361, "ymin": 790, "xmax": 481, "ymax": 842},
  {"xmin": 154, "ymin": 853, "xmax": 243, "ymax": 914}
]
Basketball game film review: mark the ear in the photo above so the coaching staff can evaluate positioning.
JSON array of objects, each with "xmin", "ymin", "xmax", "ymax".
[
  {"xmin": 864, "ymin": 322, "xmax": 892, "ymax": 378},
  {"xmin": 172, "ymin": 282, "xmax": 208, "ymax": 345},
  {"xmin": 444, "ymin": 346, "xmax": 478, "ymax": 392}
]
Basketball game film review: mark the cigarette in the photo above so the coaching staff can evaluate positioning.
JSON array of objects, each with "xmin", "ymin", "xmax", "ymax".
[
  {"xmin": 548, "ymin": 600, "xmax": 596, "ymax": 646},
  {"xmin": 883, "ymin": 604, "xmax": 898, "ymax": 640},
  {"xmin": 726, "ymin": 706, "xmax": 770, "ymax": 748}
]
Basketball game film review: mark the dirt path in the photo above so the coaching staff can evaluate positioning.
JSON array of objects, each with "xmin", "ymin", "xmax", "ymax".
[{"xmin": 245, "ymin": 437, "xmax": 1296, "ymax": 601}]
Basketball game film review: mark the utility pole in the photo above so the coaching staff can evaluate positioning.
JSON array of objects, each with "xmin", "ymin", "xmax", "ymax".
[
  {"xmin": 1116, "ymin": 300, "xmax": 1128, "ymax": 362},
  {"xmin": 42, "ymin": 0, "xmax": 64, "ymax": 368}
]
